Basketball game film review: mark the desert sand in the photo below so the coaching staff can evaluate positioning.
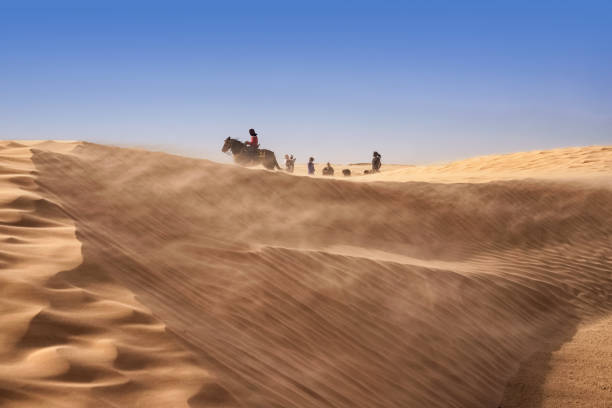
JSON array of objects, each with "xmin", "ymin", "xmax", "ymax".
[
  {"xmin": 0, "ymin": 140, "xmax": 610, "ymax": 407},
  {"xmin": 294, "ymin": 146, "xmax": 612, "ymax": 183}
]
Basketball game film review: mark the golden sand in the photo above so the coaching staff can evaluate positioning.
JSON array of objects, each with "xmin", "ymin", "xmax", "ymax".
[{"xmin": 1, "ymin": 141, "xmax": 610, "ymax": 407}]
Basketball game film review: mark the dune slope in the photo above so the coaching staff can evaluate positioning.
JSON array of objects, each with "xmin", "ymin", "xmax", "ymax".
[
  {"xmin": 9, "ymin": 142, "xmax": 606, "ymax": 407},
  {"xmin": 0, "ymin": 142, "xmax": 219, "ymax": 408},
  {"xmin": 1, "ymin": 141, "xmax": 610, "ymax": 407}
]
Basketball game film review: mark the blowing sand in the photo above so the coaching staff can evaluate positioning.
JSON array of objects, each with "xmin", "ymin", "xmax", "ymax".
[{"xmin": 0, "ymin": 141, "xmax": 610, "ymax": 407}]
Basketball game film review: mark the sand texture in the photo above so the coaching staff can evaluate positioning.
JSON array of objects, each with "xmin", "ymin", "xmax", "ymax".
[{"xmin": 1, "ymin": 141, "xmax": 611, "ymax": 407}]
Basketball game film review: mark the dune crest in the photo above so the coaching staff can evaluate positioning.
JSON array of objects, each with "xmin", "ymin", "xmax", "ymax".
[
  {"xmin": 1, "ymin": 141, "xmax": 611, "ymax": 407},
  {"xmin": 0, "ymin": 141, "xmax": 219, "ymax": 407},
  {"xmin": 293, "ymin": 145, "xmax": 612, "ymax": 183},
  {"xmin": 0, "ymin": 141, "xmax": 83, "ymax": 396}
]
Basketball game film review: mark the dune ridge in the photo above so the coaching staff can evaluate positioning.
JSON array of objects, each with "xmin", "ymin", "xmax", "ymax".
[
  {"xmin": 390, "ymin": 145, "xmax": 612, "ymax": 179},
  {"xmin": 0, "ymin": 141, "xmax": 84, "ymax": 405},
  {"xmin": 0, "ymin": 141, "xmax": 216, "ymax": 407},
  {"xmin": 0, "ymin": 141, "xmax": 610, "ymax": 407},
  {"xmin": 293, "ymin": 145, "xmax": 612, "ymax": 183}
]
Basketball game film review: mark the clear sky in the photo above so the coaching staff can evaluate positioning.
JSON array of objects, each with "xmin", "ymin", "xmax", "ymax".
[{"xmin": 1, "ymin": 0, "xmax": 610, "ymax": 164}]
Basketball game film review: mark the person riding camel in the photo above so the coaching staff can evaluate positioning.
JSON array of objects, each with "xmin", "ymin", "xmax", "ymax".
[{"xmin": 245, "ymin": 128, "xmax": 259, "ymax": 156}]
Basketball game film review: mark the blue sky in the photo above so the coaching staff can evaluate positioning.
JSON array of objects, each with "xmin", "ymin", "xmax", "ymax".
[{"xmin": 1, "ymin": 1, "xmax": 610, "ymax": 163}]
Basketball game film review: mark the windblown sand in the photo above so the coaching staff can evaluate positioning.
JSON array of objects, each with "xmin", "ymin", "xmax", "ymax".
[{"xmin": 1, "ymin": 141, "xmax": 610, "ymax": 407}]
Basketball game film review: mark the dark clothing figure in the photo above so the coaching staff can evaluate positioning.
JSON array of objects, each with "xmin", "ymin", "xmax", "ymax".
[
  {"xmin": 322, "ymin": 162, "xmax": 334, "ymax": 176},
  {"xmin": 372, "ymin": 151, "xmax": 382, "ymax": 173},
  {"xmin": 307, "ymin": 157, "xmax": 315, "ymax": 175}
]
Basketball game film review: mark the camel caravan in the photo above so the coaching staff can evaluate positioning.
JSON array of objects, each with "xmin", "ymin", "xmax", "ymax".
[{"xmin": 222, "ymin": 129, "xmax": 382, "ymax": 176}]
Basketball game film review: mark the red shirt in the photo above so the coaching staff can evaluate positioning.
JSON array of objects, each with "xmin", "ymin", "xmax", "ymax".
[{"xmin": 249, "ymin": 135, "xmax": 258, "ymax": 146}]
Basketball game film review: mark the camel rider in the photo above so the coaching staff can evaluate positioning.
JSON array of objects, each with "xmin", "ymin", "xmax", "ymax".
[{"xmin": 245, "ymin": 128, "xmax": 259, "ymax": 155}]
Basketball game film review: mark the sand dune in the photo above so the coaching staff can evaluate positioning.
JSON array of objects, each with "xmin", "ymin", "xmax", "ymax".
[
  {"xmin": 0, "ymin": 142, "xmax": 213, "ymax": 407},
  {"xmin": 296, "ymin": 145, "xmax": 612, "ymax": 183},
  {"xmin": 1, "ymin": 141, "xmax": 611, "ymax": 407}
]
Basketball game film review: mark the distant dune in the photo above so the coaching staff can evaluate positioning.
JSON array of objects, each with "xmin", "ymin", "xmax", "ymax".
[
  {"xmin": 295, "ymin": 145, "xmax": 612, "ymax": 183},
  {"xmin": 1, "ymin": 140, "xmax": 610, "ymax": 407}
]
